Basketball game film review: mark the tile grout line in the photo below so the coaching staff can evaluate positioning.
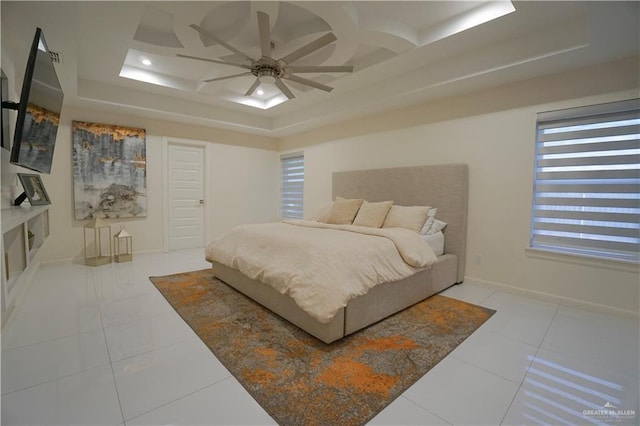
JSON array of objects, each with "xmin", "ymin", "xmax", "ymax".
[
  {"xmin": 94, "ymin": 275, "xmax": 128, "ymax": 426},
  {"xmin": 0, "ymin": 361, "xmax": 114, "ymax": 397},
  {"xmin": 1, "ymin": 325, "xmax": 103, "ymax": 354},
  {"xmin": 398, "ymin": 395, "xmax": 453, "ymax": 425},
  {"xmin": 122, "ymin": 376, "xmax": 235, "ymax": 424},
  {"xmin": 448, "ymin": 353, "xmax": 527, "ymax": 387},
  {"xmin": 477, "ymin": 288, "xmax": 497, "ymax": 305},
  {"xmin": 498, "ymin": 302, "xmax": 561, "ymax": 425},
  {"xmin": 105, "ymin": 336, "xmax": 198, "ymax": 363},
  {"xmin": 110, "ymin": 334, "xmax": 199, "ymax": 364}
]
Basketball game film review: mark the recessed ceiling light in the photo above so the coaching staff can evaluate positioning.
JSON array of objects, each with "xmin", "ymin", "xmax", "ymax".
[
  {"xmin": 141, "ymin": 58, "xmax": 152, "ymax": 66},
  {"xmin": 256, "ymin": 89, "xmax": 264, "ymax": 96}
]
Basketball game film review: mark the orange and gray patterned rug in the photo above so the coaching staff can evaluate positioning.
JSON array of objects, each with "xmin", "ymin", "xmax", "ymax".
[{"xmin": 150, "ymin": 269, "xmax": 495, "ymax": 426}]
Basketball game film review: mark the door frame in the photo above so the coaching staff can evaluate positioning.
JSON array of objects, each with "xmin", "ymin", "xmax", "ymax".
[{"xmin": 162, "ymin": 137, "xmax": 211, "ymax": 252}]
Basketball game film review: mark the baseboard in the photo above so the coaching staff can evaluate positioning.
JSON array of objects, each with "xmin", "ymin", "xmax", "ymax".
[
  {"xmin": 40, "ymin": 248, "xmax": 168, "ymax": 266},
  {"xmin": 136, "ymin": 249, "xmax": 167, "ymax": 255},
  {"xmin": 463, "ymin": 275, "xmax": 640, "ymax": 320}
]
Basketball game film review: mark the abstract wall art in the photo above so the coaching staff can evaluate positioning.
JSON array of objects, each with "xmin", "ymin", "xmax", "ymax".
[{"xmin": 72, "ymin": 121, "xmax": 147, "ymax": 219}]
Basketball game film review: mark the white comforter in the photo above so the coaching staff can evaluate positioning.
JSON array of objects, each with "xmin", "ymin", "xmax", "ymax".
[{"xmin": 205, "ymin": 220, "xmax": 437, "ymax": 323}]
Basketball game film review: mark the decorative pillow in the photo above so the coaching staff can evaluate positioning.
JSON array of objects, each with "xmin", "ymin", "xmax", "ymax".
[
  {"xmin": 352, "ymin": 200, "xmax": 393, "ymax": 228},
  {"xmin": 425, "ymin": 219, "xmax": 448, "ymax": 235},
  {"xmin": 382, "ymin": 205, "xmax": 431, "ymax": 233},
  {"xmin": 310, "ymin": 203, "xmax": 333, "ymax": 222},
  {"xmin": 325, "ymin": 197, "xmax": 364, "ymax": 225},
  {"xmin": 420, "ymin": 208, "xmax": 438, "ymax": 235}
]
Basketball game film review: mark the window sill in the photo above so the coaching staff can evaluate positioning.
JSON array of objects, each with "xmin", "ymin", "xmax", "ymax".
[{"xmin": 525, "ymin": 248, "xmax": 639, "ymax": 273}]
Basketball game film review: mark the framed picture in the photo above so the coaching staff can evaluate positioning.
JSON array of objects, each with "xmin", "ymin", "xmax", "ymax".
[
  {"xmin": 71, "ymin": 121, "xmax": 147, "ymax": 219},
  {"xmin": 17, "ymin": 173, "xmax": 51, "ymax": 206}
]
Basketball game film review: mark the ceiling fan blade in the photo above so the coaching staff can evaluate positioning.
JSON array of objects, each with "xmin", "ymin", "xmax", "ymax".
[
  {"xmin": 257, "ymin": 11, "xmax": 271, "ymax": 58},
  {"xmin": 189, "ymin": 24, "xmax": 255, "ymax": 62},
  {"xmin": 287, "ymin": 65, "xmax": 353, "ymax": 73},
  {"xmin": 283, "ymin": 74, "xmax": 333, "ymax": 92},
  {"xmin": 245, "ymin": 78, "xmax": 262, "ymax": 96},
  {"xmin": 275, "ymin": 78, "xmax": 295, "ymax": 100},
  {"xmin": 177, "ymin": 54, "xmax": 251, "ymax": 70},
  {"xmin": 203, "ymin": 72, "xmax": 252, "ymax": 83},
  {"xmin": 280, "ymin": 32, "xmax": 337, "ymax": 65}
]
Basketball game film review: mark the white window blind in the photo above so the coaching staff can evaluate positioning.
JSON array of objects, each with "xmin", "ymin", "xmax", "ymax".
[
  {"xmin": 280, "ymin": 152, "xmax": 304, "ymax": 219},
  {"xmin": 531, "ymin": 99, "xmax": 640, "ymax": 262}
]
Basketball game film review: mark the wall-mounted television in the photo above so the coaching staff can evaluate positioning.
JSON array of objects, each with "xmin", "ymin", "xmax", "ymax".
[
  {"xmin": 8, "ymin": 27, "xmax": 63, "ymax": 174},
  {"xmin": 1, "ymin": 69, "xmax": 10, "ymax": 150}
]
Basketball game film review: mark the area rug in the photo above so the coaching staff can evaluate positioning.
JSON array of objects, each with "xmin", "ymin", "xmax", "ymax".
[{"xmin": 150, "ymin": 269, "xmax": 495, "ymax": 426}]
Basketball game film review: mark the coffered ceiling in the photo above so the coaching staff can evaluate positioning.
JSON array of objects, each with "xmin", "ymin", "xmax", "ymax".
[{"xmin": 1, "ymin": 1, "xmax": 638, "ymax": 137}]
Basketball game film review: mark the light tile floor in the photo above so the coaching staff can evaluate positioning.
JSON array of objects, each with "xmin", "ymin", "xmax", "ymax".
[{"xmin": 2, "ymin": 249, "xmax": 638, "ymax": 425}]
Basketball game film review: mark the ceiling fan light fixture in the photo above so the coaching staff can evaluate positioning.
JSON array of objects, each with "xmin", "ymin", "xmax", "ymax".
[
  {"xmin": 251, "ymin": 58, "xmax": 283, "ymax": 81},
  {"xmin": 185, "ymin": 11, "xmax": 353, "ymax": 104}
]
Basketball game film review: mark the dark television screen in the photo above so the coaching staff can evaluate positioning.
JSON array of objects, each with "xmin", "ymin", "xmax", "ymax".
[{"xmin": 10, "ymin": 27, "xmax": 64, "ymax": 174}]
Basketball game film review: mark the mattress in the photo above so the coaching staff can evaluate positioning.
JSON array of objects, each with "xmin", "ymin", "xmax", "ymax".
[{"xmin": 206, "ymin": 220, "xmax": 437, "ymax": 323}]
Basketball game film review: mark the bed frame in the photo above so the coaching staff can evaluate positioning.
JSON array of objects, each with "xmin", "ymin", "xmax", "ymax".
[{"xmin": 212, "ymin": 164, "xmax": 469, "ymax": 343}]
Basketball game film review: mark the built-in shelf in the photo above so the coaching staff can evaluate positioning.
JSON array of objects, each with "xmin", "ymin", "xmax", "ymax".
[{"xmin": 1, "ymin": 205, "xmax": 49, "ymax": 324}]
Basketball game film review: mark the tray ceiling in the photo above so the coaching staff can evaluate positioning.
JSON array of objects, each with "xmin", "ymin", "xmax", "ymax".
[{"xmin": 1, "ymin": 1, "xmax": 638, "ymax": 137}]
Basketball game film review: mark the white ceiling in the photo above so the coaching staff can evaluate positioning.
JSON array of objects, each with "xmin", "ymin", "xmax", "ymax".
[{"xmin": 1, "ymin": 1, "xmax": 639, "ymax": 138}]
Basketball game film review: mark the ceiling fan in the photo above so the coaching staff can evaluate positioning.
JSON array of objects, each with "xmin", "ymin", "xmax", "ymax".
[{"xmin": 177, "ymin": 11, "xmax": 353, "ymax": 100}]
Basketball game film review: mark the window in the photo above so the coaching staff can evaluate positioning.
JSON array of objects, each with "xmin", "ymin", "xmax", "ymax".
[
  {"xmin": 530, "ymin": 99, "xmax": 640, "ymax": 263},
  {"xmin": 280, "ymin": 152, "xmax": 304, "ymax": 219}
]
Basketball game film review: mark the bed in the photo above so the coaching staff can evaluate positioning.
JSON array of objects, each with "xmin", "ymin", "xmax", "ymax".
[{"xmin": 207, "ymin": 164, "xmax": 468, "ymax": 343}]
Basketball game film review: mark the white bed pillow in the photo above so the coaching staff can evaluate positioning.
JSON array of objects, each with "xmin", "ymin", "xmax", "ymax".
[
  {"xmin": 382, "ymin": 205, "xmax": 431, "ymax": 233},
  {"xmin": 352, "ymin": 200, "xmax": 393, "ymax": 228},
  {"xmin": 325, "ymin": 197, "xmax": 364, "ymax": 225},
  {"xmin": 422, "ymin": 231, "xmax": 445, "ymax": 256},
  {"xmin": 427, "ymin": 219, "xmax": 448, "ymax": 234},
  {"xmin": 420, "ymin": 208, "xmax": 438, "ymax": 235},
  {"xmin": 310, "ymin": 203, "xmax": 333, "ymax": 222}
]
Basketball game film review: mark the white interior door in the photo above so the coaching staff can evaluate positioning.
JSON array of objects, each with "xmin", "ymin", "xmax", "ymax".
[{"xmin": 168, "ymin": 143, "xmax": 205, "ymax": 250}]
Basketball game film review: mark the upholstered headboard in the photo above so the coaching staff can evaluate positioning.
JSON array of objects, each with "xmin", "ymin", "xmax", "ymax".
[{"xmin": 332, "ymin": 164, "xmax": 469, "ymax": 282}]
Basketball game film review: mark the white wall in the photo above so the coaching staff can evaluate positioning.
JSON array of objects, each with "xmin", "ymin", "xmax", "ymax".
[
  {"xmin": 278, "ymin": 60, "xmax": 639, "ymax": 315},
  {"xmin": 186, "ymin": 137, "xmax": 280, "ymax": 241},
  {"xmin": 34, "ymin": 106, "xmax": 278, "ymax": 263}
]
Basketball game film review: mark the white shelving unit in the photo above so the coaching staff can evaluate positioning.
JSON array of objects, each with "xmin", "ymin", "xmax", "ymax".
[{"xmin": 1, "ymin": 205, "xmax": 49, "ymax": 324}]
